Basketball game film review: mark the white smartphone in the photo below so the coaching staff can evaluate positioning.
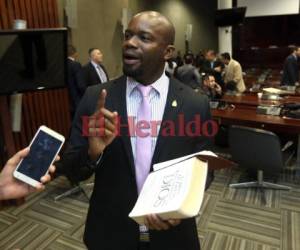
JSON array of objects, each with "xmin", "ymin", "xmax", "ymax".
[{"xmin": 13, "ymin": 125, "xmax": 65, "ymax": 187}]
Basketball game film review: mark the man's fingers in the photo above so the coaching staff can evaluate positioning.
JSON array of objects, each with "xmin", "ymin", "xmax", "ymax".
[
  {"xmin": 148, "ymin": 214, "xmax": 169, "ymax": 230},
  {"xmin": 95, "ymin": 89, "xmax": 107, "ymax": 114},
  {"xmin": 40, "ymin": 174, "xmax": 51, "ymax": 183},
  {"xmin": 54, "ymin": 155, "xmax": 60, "ymax": 162},
  {"xmin": 88, "ymin": 110, "xmax": 118, "ymax": 137},
  {"xmin": 89, "ymin": 110, "xmax": 118, "ymax": 127},
  {"xmin": 100, "ymin": 108, "xmax": 117, "ymax": 121},
  {"xmin": 48, "ymin": 165, "xmax": 56, "ymax": 174},
  {"xmin": 34, "ymin": 183, "xmax": 45, "ymax": 191},
  {"xmin": 88, "ymin": 128, "xmax": 115, "ymax": 137},
  {"xmin": 103, "ymin": 118, "xmax": 116, "ymax": 132},
  {"xmin": 167, "ymin": 219, "xmax": 181, "ymax": 227},
  {"xmin": 145, "ymin": 215, "xmax": 159, "ymax": 230},
  {"xmin": 7, "ymin": 147, "xmax": 30, "ymax": 166}
]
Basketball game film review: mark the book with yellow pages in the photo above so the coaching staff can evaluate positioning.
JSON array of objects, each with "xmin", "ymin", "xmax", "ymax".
[{"xmin": 129, "ymin": 152, "xmax": 210, "ymax": 225}]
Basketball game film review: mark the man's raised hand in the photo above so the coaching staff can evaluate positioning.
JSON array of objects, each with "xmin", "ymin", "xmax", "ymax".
[{"xmin": 88, "ymin": 89, "xmax": 118, "ymax": 160}]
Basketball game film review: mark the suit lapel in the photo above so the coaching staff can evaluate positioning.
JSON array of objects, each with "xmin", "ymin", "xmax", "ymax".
[
  {"xmin": 151, "ymin": 78, "xmax": 183, "ymax": 166},
  {"xmin": 108, "ymin": 76, "xmax": 135, "ymax": 176},
  {"xmin": 90, "ymin": 62, "xmax": 102, "ymax": 83},
  {"xmin": 107, "ymin": 76, "xmax": 184, "ymax": 174}
]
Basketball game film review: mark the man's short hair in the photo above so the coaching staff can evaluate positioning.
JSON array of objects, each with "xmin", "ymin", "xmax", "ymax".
[
  {"xmin": 221, "ymin": 52, "xmax": 231, "ymax": 61},
  {"xmin": 204, "ymin": 49, "xmax": 215, "ymax": 56},
  {"xmin": 68, "ymin": 45, "xmax": 77, "ymax": 57},
  {"xmin": 289, "ymin": 46, "xmax": 300, "ymax": 54},
  {"xmin": 88, "ymin": 48, "xmax": 99, "ymax": 56},
  {"xmin": 202, "ymin": 73, "xmax": 214, "ymax": 82},
  {"xmin": 184, "ymin": 53, "xmax": 194, "ymax": 64}
]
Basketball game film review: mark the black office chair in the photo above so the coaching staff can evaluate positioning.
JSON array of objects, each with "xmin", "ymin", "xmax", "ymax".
[{"xmin": 229, "ymin": 125, "xmax": 291, "ymax": 203}]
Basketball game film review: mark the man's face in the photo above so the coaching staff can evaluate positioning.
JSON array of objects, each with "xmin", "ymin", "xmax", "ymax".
[
  {"xmin": 204, "ymin": 76, "xmax": 216, "ymax": 88},
  {"xmin": 295, "ymin": 48, "xmax": 300, "ymax": 58},
  {"xmin": 122, "ymin": 15, "xmax": 172, "ymax": 82},
  {"xmin": 91, "ymin": 49, "xmax": 103, "ymax": 64},
  {"xmin": 220, "ymin": 56, "xmax": 229, "ymax": 65},
  {"xmin": 205, "ymin": 51, "xmax": 216, "ymax": 62}
]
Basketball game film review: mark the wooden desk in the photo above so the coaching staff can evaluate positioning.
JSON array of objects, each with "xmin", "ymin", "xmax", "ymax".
[
  {"xmin": 212, "ymin": 104, "xmax": 300, "ymax": 167},
  {"xmin": 222, "ymin": 94, "xmax": 300, "ymax": 108},
  {"xmin": 212, "ymin": 107, "xmax": 300, "ymax": 134}
]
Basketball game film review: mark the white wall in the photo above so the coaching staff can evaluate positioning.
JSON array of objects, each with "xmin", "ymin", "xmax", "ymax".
[
  {"xmin": 218, "ymin": 0, "xmax": 232, "ymax": 54},
  {"xmin": 238, "ymin": 0, "xmax": 299, "ymax": 17}
]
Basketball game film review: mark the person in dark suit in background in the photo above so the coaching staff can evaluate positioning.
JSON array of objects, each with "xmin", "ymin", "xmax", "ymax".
[
  {"xmin": 202, "ymin": 49, "xmax": 224, "ymax": 89},
  {"xmin": 281, "ymin": 46, "xmax": 300, "ymax": 86},
  {"xmin": 81, "ymin": 48, "xmax": 109, "ymax": 87},
  {"xmin": 174, "ymin": 53, "xmax": 201, "ymax": 89},
  {"xmin": 67, "ymin": 45, "xmax": 85, "ymax": 118},
  {"xmin": 175, "ymin": 50, "xmax": 183, "ymax": 67},
  {"xmin": 59, "ymin": 11, "xmax": 213, "ymax": 250},
  {"xmin": 199, "ymin": 74, "xmax": 222, "ymax": 100}
]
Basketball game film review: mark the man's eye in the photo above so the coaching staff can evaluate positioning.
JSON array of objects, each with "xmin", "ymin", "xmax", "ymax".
[
  {"xmin": 141, "ymin": 35, "xmax": 150, "ymax": 41},
  {"xmin": 124, "ymin": 33, "xmax": 131, "ymax": 40}
]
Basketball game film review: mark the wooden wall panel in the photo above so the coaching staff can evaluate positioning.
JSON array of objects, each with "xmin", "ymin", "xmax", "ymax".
[
  {"xmin": 12, "ymin": 0, "xmax": 21, "ymax": 19},
  {"xmin": 19, "ymin": 0, "xmax": 27, "ymax": 21},
  {"xmin": 0, "ymin": 0, "xmax": 71, "ymax": 162},
  {"xmin": 0, "ymin": 0, "xmax": 9, "ymax": 29},
  {"xmin": 233, "ymin": 14, "xmax": 300, "ymax": 69}
]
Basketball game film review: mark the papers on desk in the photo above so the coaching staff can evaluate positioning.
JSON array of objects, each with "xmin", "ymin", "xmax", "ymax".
[{"xmin": 263, "ymin": 87, "xmax": 294, "ymax": 95}]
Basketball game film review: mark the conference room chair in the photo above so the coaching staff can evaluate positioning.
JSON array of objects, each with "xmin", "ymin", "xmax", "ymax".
[{"xmin": 229, "ymin": 125, "xmax": 291, "ymax": 204}]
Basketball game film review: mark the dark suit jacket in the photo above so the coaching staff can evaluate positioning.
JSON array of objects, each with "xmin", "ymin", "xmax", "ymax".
[
  {"xmin": 61, "ymin": 75, "xmax": 213, "ymax": 250},
  {"xmin": 67, "ymin": 59, "xmax": 85, "ymax": 117},
  {"xmin": 281, "ymin": 54, "xmax": 299, "ymax": 85},
  {"xmin": 174, "ymin": 64, "xmax": 201, "ymax": 89},
  {"xmin": 81, "ymin": 62, "xmax": 109, "ymax": 88},
  {"xmin": 202, "ymin": 60, "xmax": 224, "ymax": 88}
]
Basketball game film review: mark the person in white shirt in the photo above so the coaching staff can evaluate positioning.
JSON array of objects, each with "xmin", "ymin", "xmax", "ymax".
[{"xmin": 165, "ymin": 59, "xmax": 177, "ymax": 76}]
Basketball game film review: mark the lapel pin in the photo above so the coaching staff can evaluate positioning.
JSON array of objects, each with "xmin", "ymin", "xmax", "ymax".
[{"xmin": 172, "ymin": 100, "xmax": 177, "ymax": 107}]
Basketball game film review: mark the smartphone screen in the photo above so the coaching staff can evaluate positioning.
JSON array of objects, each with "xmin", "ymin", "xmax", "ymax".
[{"xmin": 16, "ymin": 129, "xmax": 63, "ymax": 181}]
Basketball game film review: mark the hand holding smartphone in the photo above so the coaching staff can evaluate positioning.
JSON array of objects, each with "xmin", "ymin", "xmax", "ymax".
[{"xmin": 13, "ymin": 125, "xmax": 65, "ymax": 187}]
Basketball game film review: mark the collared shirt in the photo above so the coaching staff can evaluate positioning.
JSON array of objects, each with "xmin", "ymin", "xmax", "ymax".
[
  {"xmin": 91, "ymin": 60, "xmax": 108, "ymax": 83},
  {"xmin": 126, "ymin": 72, "xmax": 169, "ymax": 160},
  {"xmin": 293, "ymin": 54, "xmax": 298, "ymax": 61}
]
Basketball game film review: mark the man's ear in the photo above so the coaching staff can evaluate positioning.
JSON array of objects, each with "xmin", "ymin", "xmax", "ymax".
[{"xmin": 164, "ymin": 45, "xmax": 176, "ymax": 61}]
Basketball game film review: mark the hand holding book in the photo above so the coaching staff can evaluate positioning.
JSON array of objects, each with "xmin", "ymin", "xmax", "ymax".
[
  {"xmin": 144, "ymin": 214, "xmax": 181, "ymax": 230},
  {"xmin": 129, "ymin": 151, "xmax": 235, "ymax": 226}
]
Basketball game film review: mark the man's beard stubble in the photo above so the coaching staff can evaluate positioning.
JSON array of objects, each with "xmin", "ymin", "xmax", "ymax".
[{"xmin": 122, "ymin": 65, "xmax": 144, "ymax": 79}]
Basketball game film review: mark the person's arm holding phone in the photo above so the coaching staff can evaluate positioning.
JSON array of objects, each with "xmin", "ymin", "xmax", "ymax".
[
  {"xmin": 0, "ymin": 147, "xmax": 58, "ymax": 200},
  {"xmin": 213, "ymin": 82, "xmax": 222, "ymax": 95},
  {"xmin": 13, "ymin": 126, "xmax": 64, "ymax": 187}
]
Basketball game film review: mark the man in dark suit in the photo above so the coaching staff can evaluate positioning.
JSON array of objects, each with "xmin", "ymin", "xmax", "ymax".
[
  {"xmin": 67, "ymin": 45, "xmax": 85, "ymax": 118},
  {"xmin": 81, "ymin": 48, "xmax": 109, "ymax": 87},
  {"xmin": 174, "ymin": 53, "xmax": 201, "ymax": 89},
  {"xmin": 60, "ymin": 11, "xmax": 214, "ymax": 250},
  {"xmin": 281, "ymin": 46, "xmax": 300, "ymax": 86},
  {"xmin": 202, "ymin": 49, "xmax": 224, "ymax": 89}
]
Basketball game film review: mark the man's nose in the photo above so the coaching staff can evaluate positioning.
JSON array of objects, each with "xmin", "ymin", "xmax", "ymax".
[{"xmin": 124, "ymin": 35, "xmax": 139, "ymax": 48}]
